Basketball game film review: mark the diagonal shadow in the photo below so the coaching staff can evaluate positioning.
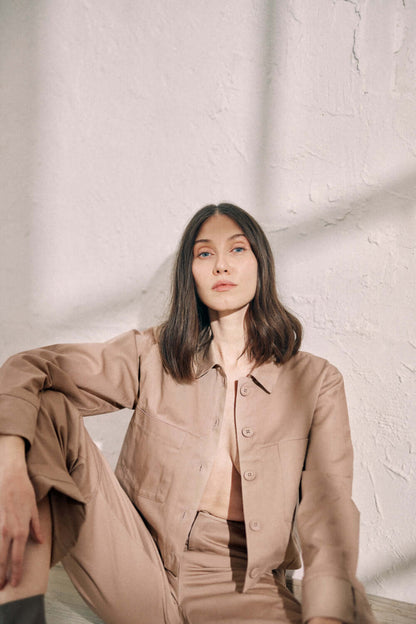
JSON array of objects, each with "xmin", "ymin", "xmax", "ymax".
[
  {"xmin": 41, "ymin": 167, "xmax": 416, "ymax": 330},
  {"xmin": 360, "ymin": 549, "xmax": 416, "ymax": 587},
  {"xmin": 0, "ymin": 3, "xmax": 38, "ymax": 346},
  {"xmin": 254, "ymin": 0, "xmax": 279, "ymax": 216},
  {"xmin": 42, "ymin": 254, "xmax": 175, "ymax": 332},
  {"xmin": 263, "ymin": 169, "xmax": 416, "ymax": 253}
]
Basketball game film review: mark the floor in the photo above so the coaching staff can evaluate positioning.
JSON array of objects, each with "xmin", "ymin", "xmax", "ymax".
[
  {"xmin": 46, "ymin": 564, "xmax": 103, "ymax": 624},
  {"xmin": 46, "ymin": 564, "xmax": 416, "ymax": 624}
]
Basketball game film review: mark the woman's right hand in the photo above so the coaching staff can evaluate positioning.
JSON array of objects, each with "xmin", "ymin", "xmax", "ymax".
[{"xmin": 0, "ymin": 435, "xmax": 43, "ymax": 589}]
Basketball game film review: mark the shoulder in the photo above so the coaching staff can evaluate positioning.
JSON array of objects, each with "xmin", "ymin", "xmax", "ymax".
[
  {"xmin": 284, "ymin": 350, "xmax": 338, "ymax": 372},
  {"xmin": 280, "ymin": 350, "xmax": 343, "ymax": 387}
]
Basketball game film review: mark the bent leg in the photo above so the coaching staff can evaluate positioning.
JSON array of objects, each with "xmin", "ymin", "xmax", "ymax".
[
  {"xmin": 62, "ymin": 435, "xmax": 180, "ymax": 624},
  {"xmin": 27, "ymin": 391, "xmax": 180, "ymax": 624}
]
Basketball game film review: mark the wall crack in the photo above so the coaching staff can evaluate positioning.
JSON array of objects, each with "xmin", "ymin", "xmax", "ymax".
[{"xmin": 342, "ymin": 0, "xmax": 362, "ymax": 73}]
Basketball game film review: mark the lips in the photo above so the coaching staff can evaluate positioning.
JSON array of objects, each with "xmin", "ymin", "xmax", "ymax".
[{"xmin": 212, "ymin": 281, "xmax": 237, "ymax": 292}]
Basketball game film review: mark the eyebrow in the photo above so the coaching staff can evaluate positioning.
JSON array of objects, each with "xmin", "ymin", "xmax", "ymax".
[{"xmin": 193, "ymin": 233, "xmax": 247, "ymax": 245}]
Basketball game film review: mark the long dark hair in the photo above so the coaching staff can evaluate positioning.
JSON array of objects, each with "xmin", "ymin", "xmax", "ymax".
[{"xmin": 158, "ymin": 203, "xmax": 302, "ymax": 382}]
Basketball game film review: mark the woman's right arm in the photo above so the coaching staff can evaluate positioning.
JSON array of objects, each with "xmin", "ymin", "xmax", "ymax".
[
  {"xmin": 0, "ymin": 434, "xmax": 43, "ymax": 589},
  {"xmin": 0, "ymin": 329, "xmax": 145, "ymax": 587},
  {"xmin": 0, "ymin": 329, "xmax": 142, "ymax": 447}
]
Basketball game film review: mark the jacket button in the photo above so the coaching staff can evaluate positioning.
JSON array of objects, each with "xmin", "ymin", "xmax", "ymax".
[
  {"xmin": 249, "ymin": 520, "xmax": 261, "ymax": 531},
  {"xmin": 249, "ymin": 567, "xmax": 260, "ymax": 579},
  {"xmin": 240, "ymin": 384, "xmax": 250, "ymax": 396},
  {"xmin": 243, "ymin": 470, "xmax": 256, "ymax": 481},
  {"xmin": 242, "ymin": 427, "xmax": 254, "ymax": 438}
]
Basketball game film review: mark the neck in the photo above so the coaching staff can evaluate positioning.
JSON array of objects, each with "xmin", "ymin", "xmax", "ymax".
[{"xmin": 208, "ymin": 306, "xmax": 251, "ymax": 372}]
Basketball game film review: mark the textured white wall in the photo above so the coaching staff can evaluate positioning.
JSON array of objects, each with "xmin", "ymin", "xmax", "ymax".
[{"xmin": 1, "ymin": 0, "xmax": 415, "ymax": 603}]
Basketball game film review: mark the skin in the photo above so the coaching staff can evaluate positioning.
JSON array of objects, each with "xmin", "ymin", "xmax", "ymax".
[
  {"xmin": 192, "ymin": 213, "xmax": 258, "ymax": 320},
  {"xmin": 0, "ymin": 213, "xmax": 342, "ymax": 622},
  {"xmin": 193, "ymin": 214, "xmax": 258, "ymax": 521}
]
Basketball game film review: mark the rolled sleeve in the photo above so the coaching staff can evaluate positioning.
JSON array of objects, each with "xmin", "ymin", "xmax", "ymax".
[{"xmin": 303, "ymin": 576, "xmax": 355, "ymax": 624}]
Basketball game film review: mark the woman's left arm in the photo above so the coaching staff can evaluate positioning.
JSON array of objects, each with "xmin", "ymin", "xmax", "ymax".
[{"xmin": 297, "ymin": 363, "xmax": 359, "ymax": 624}]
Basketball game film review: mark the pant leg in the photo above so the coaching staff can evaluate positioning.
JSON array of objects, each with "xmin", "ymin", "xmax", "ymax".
[
  {"xmin": 27, "ymin": 390, "xmax": 181, "ymax": 624},
  {"xmin": 175, "ymin": 511, "xmax": 302, "ymax": 624}
]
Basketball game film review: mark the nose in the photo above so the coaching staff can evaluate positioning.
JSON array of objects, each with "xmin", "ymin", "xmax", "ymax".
[{"xmin": 213, "ymin": 255, "xmax": 229, "ymax": 274}]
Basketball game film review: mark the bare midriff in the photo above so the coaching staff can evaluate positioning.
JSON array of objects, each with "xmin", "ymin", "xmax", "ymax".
[{"xmin": 199, "ymin": 377, "xmax": 245, "ymax": 521}]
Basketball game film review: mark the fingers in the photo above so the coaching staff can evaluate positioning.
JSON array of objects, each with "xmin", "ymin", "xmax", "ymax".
[
  {"xmin": 0, "ymin": 508, "xmax": 37, "ymax": 589},
  {"xmin": 9, "ymin": 528, "xmax": 29, "ymax": 587},
  {"xmin": 0, "ymin": 473, "xmax": 43, "ymax": 588},
  {"xmin": 0, "ymin": 502, "xmax": 48, "ymax": 589},
  {"xmin": 0, "ymin": 522, "xmax": 29, "ymax": 588},
  {"xmin": 0, "ymin": 525, "xmax": 11, "ymax": 589}
]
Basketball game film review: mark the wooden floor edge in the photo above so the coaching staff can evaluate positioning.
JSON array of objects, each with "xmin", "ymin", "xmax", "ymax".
[{"xmin": 288, "ymin": 577, "xmax": 416, "ymax": 612}]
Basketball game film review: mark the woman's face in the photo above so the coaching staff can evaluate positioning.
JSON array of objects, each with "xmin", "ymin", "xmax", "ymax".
[{"xmin": 192, "ymin": 214, "xmax": 258, "ymax": 316}]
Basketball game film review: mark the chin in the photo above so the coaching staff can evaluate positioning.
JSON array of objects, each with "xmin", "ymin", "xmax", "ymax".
[{"xmin": 208, "ymin": 302, "xmax": 251, "ymax": 317}]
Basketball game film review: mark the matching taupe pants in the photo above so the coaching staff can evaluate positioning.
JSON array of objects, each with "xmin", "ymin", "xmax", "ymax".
[{"xmin": 28, "ymin": 391, "xmax": 302, "ymax": 624}]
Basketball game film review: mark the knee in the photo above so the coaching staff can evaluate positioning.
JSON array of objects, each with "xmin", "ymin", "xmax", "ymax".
[
  {"xmin": 29, "ymin": 390, "xmax": 84, "ymax": 476},
  {"xmin": 37, "ymin": 391, "xmax": 82, "ymax": 439}
]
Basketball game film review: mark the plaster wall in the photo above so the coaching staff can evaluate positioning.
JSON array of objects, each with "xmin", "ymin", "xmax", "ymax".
[{"xmin": 0, "ymin": 0, "xmax": 415, "ymax": 603}]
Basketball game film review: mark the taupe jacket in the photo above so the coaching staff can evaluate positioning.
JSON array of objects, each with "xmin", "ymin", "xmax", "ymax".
[{"xmin": 0, "ymin": 328, "xmax": 369, "ymax": 621}]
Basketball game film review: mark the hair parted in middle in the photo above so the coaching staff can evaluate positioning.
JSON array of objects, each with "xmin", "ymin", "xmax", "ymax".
[{"xmin": 158, "ymin": 203, "xmax": 302, "ymax": 382}]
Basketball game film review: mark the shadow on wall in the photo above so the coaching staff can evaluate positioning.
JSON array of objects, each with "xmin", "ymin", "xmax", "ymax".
[
  {"xmin": 264, "ymin": 168, "xmax": 416, "ymax": 251},
  {"xmin": 254, "ymin": 0, "xmax": 279, "ymax": 215},
  {"xmin": 43, "ymin": 167, "xmax": 416, "ymax": 331},
  {"xmin": 0, "ymin": 4, "xmax": 39, "ymax": 331},
  {"xmin": 49, "ymin": 254, "xmax": 175, "ymax": 331}
]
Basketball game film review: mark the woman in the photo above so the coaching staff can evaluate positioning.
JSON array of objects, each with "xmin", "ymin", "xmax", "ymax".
[{"xmin": 0, "ymin": 204, "xmax": 376, "ymax": 623}]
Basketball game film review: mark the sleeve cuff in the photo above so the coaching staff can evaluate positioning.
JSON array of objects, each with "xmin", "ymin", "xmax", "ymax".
[
  {"xmin": 302, "ymin": 575, "xmax": 355, "ymax": 624},
  {"xmin": 0, "ymin": 394, "xmax": 38, "ymax": 446}
]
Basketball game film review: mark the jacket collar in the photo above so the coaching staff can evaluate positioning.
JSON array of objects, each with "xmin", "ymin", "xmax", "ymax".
[
  {"xmin": 195, "ymin": 348, "xmax": 281, "ymax": 394},
  {"xmin": 249, "ymin": 359, "xmax": 281, "ymax": 393}
]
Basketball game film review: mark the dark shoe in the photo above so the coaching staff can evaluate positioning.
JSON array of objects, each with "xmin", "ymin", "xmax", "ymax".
[{"xmin": 0, "ymin": 594, "xmax": 46, "ymax": 624}]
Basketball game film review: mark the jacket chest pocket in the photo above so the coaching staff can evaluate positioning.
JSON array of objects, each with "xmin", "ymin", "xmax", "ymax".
[
  {"xmin": 278, "ymin": 437, "xmax": 308, "ymax": 523},
  {"xmin": 126, "ymin": 408, "xmax": 186, "ymax": 503}
]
